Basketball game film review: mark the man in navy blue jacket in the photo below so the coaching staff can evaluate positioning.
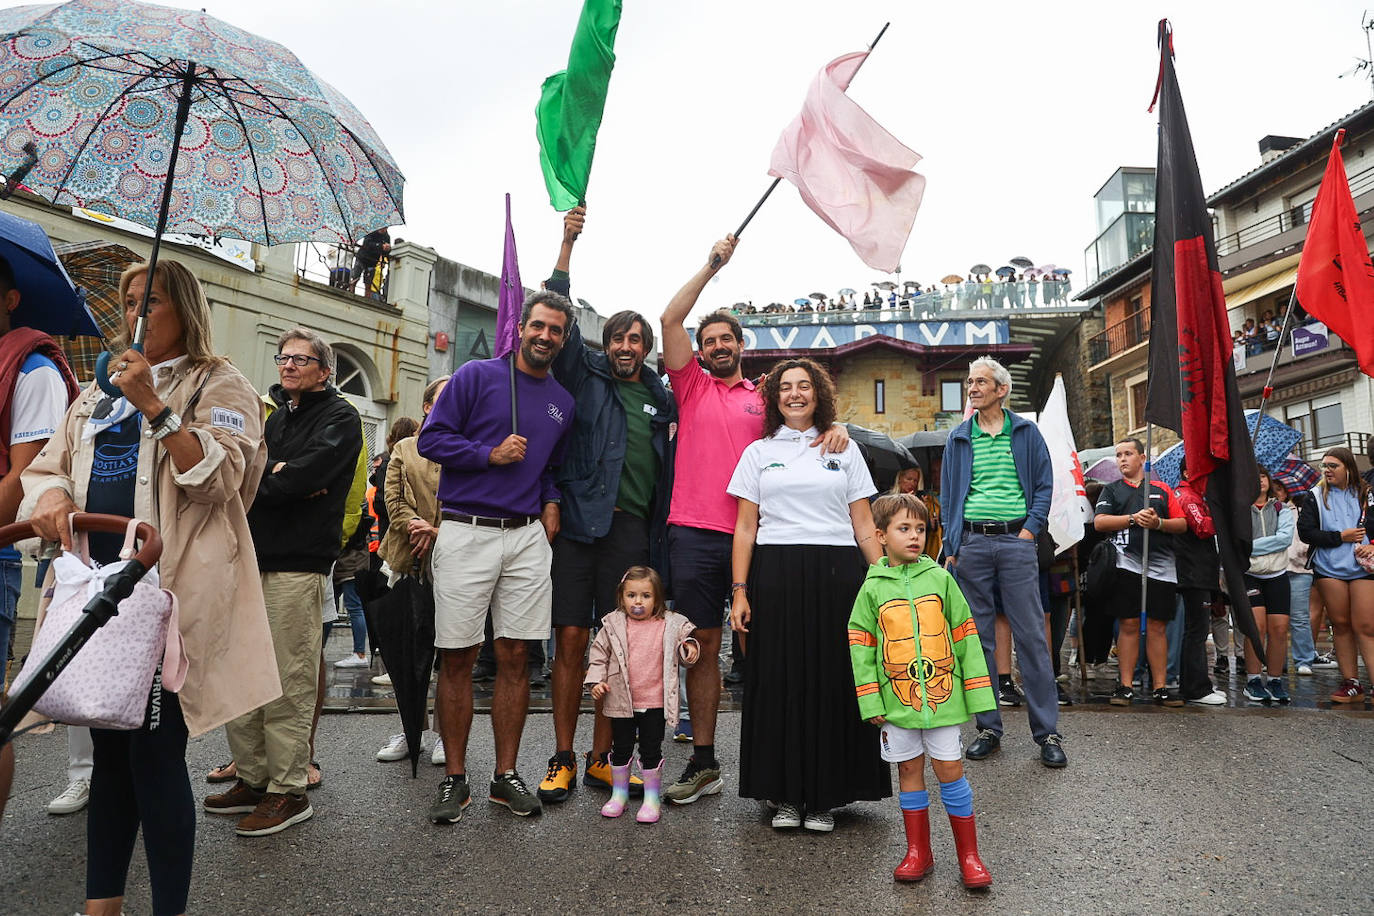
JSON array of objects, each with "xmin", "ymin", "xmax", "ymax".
[
  {"xmin": 536, "ymin": 206, "xmax": 677, "ymax": 803},
  {"xmin": 940, "ymin": 357, "xmax": 1067, "ymax": 769}
]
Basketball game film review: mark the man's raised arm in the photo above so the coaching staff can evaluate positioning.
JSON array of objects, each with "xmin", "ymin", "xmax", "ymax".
[{"xmin": 661, "ymin": 235, "xmax": 736, "ymax": 372}]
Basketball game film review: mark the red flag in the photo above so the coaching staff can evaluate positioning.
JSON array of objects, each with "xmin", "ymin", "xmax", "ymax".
[
  {"xmin": 1142, "ymin": 20, "xmax": 1263, "ymax": 658},
  {"xmin": 1295, "ymin": 129, "xmax": 1374, "ymax": 377}
]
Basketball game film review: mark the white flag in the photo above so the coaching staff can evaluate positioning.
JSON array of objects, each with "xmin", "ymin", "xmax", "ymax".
[{"xmin": 1033, "ymin": 375, "xmax": 1094, "ymax": 555}]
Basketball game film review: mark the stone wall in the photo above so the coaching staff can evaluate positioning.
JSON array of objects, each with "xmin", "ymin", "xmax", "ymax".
[{"xmin": 831, "ymin": 351, "xmax": 962, "ymax": 436}]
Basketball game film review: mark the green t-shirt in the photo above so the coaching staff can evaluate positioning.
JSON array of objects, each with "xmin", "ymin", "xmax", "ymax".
[
  {"xmin": 615, "ymin": 378, "xmax": 660, "ymax": 519},
  {"xmin": 963, "ymin": 411, "xmax": 1026, "ymax": 521}
]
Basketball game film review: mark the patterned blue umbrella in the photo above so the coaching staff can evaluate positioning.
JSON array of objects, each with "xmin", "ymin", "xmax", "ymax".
[
  {"xmin": 0, "ymin": 0, "xmax": 405, "ymax": 391},
  {"xmin": 1151, "ymin": 411, "xmax": 1302, "ymax": 487}
]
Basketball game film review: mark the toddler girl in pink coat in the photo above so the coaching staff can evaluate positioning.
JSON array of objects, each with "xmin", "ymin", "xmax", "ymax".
[{"xmin": 586, "ymin": 566, "xmax": 699, "ymax": 823}]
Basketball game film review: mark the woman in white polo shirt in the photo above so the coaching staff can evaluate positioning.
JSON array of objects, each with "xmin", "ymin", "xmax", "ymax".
[{"xmin": 727, "ymin": 358, "xmax": 889, "ymax": 833}]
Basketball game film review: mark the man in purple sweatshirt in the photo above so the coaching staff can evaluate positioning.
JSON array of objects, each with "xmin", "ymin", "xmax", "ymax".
[{"xmin": 417, "ymin": 291, "xmax": 576, "ymax": 824}]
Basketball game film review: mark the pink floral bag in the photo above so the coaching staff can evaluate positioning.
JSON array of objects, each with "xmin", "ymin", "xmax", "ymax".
[{"xmin": 11, "ymin": 518, "xmax": 184, "ymax": 731}]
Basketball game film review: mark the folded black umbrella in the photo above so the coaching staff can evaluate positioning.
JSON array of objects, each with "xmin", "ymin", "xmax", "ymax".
[{"xmin": 364, "ymin": 575, "xmax": 435, "ymax": 777}]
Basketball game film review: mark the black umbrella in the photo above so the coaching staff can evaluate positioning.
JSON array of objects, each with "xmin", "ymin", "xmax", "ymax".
[
  {"xmin": 363, "ymin": 575, "xmax": 435, "ymax": 777},
  {"xmin": 898, "ymin": 430, "xmax": 951, "ymax": 450},
  {"xmin": 970, "ymin": 263, "xmax": 992, "ymax": 275},
  {"xmin": 845, "ymin": 424, "xmax": 920, "ymax": 492},
  {"xmin": 809, "ymin": 291, "xmax": 828, "ymax": 300},
  {"xmin": 1009, "ymin": 256, "xmax": 1034, "ymax": 268}
]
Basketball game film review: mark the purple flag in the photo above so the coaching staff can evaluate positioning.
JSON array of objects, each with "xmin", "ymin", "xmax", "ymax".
[{"xmin": 495, "ymin": 193, "xmax": 522, "ymax": 359}]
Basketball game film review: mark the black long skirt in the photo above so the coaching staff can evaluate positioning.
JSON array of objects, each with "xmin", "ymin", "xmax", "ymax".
[{"xmin": 738, "ymin": 544, "xmax": 891, "ymax": 811}]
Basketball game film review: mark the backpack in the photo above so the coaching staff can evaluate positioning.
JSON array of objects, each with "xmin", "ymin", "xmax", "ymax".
[{"xmin": 1085, "ymin": 539, "xmax": 1118, "ymax": 602}]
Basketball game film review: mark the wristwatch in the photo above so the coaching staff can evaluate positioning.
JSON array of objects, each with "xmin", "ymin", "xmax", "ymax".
[{"xmin": 150, "ymin": 411, "xmax": 182, "ymax": 441}]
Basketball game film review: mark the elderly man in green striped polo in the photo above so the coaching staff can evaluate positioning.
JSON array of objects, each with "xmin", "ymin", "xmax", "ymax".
[{"xmin": 939, "ymin": 357, "xmax": 1067, "ymax": 769}]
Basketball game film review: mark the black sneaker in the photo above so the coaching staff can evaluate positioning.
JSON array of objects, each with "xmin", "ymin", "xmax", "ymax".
[
  {"xmin": 997, "ymin": 678, "xmax": 1023, "ymax": 707},
  {"xmin": 429, "ymin": 774, "xmax": 470, "ymax": 824},
  {"xmin": 489, "ymin": 770, "xmax": 542, "ymax": 816},
  {"xmin": 1153, "ymin": 687, "xmax": 1184, "ymax": 707},
  {"xmin": 1109, "ymin": 685, "xmax": 1134, "ymax": 706}
]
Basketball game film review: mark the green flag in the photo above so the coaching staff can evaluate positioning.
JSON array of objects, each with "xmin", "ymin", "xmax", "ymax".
[{"xmin": 535, "ymin": 0, "xmax": 623, "ymax": 211}]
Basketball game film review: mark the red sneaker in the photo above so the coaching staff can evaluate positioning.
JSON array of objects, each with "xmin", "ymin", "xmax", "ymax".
[{"xmin": 1331, "ymin": 678, "xmax": 1365, "ymax": 704}]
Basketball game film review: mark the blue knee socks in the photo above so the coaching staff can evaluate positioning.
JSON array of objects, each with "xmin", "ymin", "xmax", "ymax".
[
  {"xmin": 898, "ymin": 790, "xmax": 929, "ymax": 811},
  {"xmin": 939, "ymin": 777, "xmax": 973, "ymax": 817}
]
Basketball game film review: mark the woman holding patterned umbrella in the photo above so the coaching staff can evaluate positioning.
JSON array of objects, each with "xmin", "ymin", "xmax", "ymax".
[{"xmin": 22, "ymin": 259, "xmax": 277, "ymax": 916}]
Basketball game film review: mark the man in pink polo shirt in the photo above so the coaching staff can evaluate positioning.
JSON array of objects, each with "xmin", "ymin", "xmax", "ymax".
[{"xmin": 659, "ymin": 235, "xmax": 847, "ymax": 805}]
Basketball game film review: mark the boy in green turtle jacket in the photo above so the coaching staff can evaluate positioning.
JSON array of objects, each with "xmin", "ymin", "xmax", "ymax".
[{"xmin": 848, "ymin": 493, "xmax": 997, "ymax": 889}]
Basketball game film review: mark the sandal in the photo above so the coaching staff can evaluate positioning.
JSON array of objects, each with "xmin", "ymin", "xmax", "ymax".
[
  {"xmin": 206, "ymin": 760, "xmax": 237, "ymax": 784},
  {"xmin": 308, "ymin": 760, "xmax": 323, "ymax": 790}
]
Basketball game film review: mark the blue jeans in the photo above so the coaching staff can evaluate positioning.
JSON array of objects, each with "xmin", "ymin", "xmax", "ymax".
[
  {"xmin": 339, "ymin": 579, "xmax": 367, "ymax": 655},
  {"xmin": 1288, "ymin": 572, "xmax": 1316, "ymax": 666},
  {"xmin": 0, "ymin": 558, "xmax": 21, "ymax": 663},
  {"xmin": 954, "ymin": 533, "xmax": 1059, "ymax": 743}
]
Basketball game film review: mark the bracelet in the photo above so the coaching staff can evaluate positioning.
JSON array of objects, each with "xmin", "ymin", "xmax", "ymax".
[
  {"xmin": 731, "ymin": 582, "xmax": 747, "ymax": 592},
  {"xmin": 148, "ymin": 406, "xmax": 173, "ymax": 429}
]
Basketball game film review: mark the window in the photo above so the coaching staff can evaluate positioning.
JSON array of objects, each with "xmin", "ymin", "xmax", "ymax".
[
  {"xmin": 940, "ymin": 380, "xmax": 963, "ymax": 413},
  {"xmin": 334, "ymin": 350, "xmax": 368, "ymax": 397},
  {"xmin": 1129, "ymin": 379, "xmax": 1148, "ymax": 429},
  {"xmin": 874, "ymin": 379, "xmax": 885, "ymax": 415}
]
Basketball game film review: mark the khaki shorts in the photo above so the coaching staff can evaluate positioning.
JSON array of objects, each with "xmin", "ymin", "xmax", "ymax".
[{"xmin": 431, "ymin": 518, "xmax": 553, "ymax": 649}]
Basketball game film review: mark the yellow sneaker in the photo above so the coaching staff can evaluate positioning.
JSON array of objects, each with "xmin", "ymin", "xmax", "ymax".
[
  {"xmin": 537, "ymin": 754, "xmax": 577, "ymax": 803},
  {"xmin": 583, "ymin": 751, "xmax": 643, "ymax": 797}
]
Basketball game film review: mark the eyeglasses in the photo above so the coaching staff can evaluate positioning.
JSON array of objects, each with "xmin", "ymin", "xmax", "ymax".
[
  {"xmin": 1320, "ymin": 463, "xmax": 1342, "ymax": 470},
  {"xmin": 274, "ymin": 353, "xmax": 323, "ymax": 368}
]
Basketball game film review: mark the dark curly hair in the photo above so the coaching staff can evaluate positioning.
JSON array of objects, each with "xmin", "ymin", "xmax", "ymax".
[{"xmin": 760, "ymin": 358, "xmax": 836, "ymax": 437}]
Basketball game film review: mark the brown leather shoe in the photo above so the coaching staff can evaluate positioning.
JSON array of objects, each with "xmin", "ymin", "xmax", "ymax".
[
  {"xmin": 235, "ymin": 792, "xmax": 313, "ymax": 837},
  {"xmin": 203, "ymin": 779, "xmax": 264, "ymax": 815}
]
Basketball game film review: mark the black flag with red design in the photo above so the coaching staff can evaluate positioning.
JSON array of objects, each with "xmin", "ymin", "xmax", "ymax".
[{"xmin": 1143, "ymin": 20, "xmax": 1263, "ymax": 658}]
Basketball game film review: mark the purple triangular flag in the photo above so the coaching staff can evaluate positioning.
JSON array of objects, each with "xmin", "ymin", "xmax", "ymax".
[{"xmin": 495, "ymin": 193, "xmax": 522, "ymax": 359}]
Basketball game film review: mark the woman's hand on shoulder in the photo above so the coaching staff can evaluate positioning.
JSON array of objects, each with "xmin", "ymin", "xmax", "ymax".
[
  {"xmin": 813, "ymin": 424, "xmax": 850, "ymax": 454},
  {"xmin": 30, "ymin": 488, "xmax": 77, "ymax": 551}
]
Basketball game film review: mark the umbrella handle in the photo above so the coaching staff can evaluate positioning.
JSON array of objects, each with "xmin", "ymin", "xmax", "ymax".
[{"xmin": 93, "ymin": 341, "xmax": 144, "ymax": 399}]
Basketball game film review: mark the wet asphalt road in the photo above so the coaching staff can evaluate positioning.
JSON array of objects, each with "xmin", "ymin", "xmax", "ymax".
[{"xmin": 3, "ymin": 704, "xmax": 1372, "ymax": 915}]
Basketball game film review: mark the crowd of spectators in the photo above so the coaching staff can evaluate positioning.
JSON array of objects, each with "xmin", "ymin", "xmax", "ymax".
[{"xmin": 731, "ymin": 273, "xmax": 1074, "ymax": 318}]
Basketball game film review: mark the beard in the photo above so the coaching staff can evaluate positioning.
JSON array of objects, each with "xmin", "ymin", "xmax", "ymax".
[
  {"xmin": 521, "ymin": 338, "xmax": 556, "ymax": 370},
  {"xmin": 705, "ymin": 347, "xmax": 740, "ymax": 378},
  {"xmin": 609, "ymin": 352, "xmax": 644, "ymax": 379}
]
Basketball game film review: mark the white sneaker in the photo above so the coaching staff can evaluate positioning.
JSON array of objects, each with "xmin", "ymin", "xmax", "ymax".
[
  {"xmin": 334, "ymin": 654, "xmax": 370, "ymax": 669},
  {"xmin": 48, "ymin": 778, "xmax": 91, "ymax": 815},
  {"xmin": 803, "ymin": 809, "xmax": 835, "ymax": 832},
  {"xmin": 370, "ymin": 672, "xmax": 392, "ymax": 686},
  {"xmin": 1296, "ymin": 663, "xmax": 1314, "ymax": 676},
  {"xmin": 430, "ymin": 738, "xmax": 446, "ymax": 766},
  {"xmin": 376, "ymin": 734, "xmax": 408, "ymax": 762},
  {"xmin": 771, "ymin": 802, "xmax": 802, "ymax": 829},
  {"xmin": 1187, "ymin": 690, "xmax": 1227, "ymax": 707}
]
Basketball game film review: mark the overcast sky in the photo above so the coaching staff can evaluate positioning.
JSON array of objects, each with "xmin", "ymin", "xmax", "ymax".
[{"xmin": 164, "ymin": 0, "xmax": 1372, "ymax": 321}]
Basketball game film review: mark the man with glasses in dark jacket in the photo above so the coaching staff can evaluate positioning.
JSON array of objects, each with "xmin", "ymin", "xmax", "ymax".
[{"xmin": 208, "ymin": 328, "xmax": 361, "ymax": 836}]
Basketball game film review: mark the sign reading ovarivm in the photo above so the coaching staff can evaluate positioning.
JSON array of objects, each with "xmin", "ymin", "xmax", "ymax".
[{"xmin": 736, "ymin": 320, "xmax": 1010, "ymax": 352}]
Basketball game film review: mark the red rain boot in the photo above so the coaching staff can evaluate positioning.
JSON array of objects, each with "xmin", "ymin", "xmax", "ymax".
[
  {"xmin": 893, "ymin": 808, "xmax": 934, "ymax": 882},
  {"xmin": 948, "ymin": 813, "xmax": 992, "ymax": 889}
]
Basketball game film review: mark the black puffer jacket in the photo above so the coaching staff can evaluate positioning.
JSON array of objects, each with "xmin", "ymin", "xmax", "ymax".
[{"xmin": 249, "ymin": 384, "xmax": 363, "ymax": 574}]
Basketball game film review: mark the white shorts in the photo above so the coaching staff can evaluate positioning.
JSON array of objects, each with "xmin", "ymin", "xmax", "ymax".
[
  {"xmin": 879, "ymin": 723, "xmax": 962, "ymax": 763},
  {"xmin": 431, "ymin": 518, "xmax": 553, "ymax": 649}
]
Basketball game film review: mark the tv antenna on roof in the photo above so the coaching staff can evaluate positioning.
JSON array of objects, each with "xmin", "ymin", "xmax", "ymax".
[{"xmin": 1338, "ymin": 10, "xmax": 1374, "ymax": 99}]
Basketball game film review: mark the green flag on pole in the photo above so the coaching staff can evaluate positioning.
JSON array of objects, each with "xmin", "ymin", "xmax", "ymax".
[{"xmin": 535, "ymin": 0, "xmax": 623, "ymax": 211}]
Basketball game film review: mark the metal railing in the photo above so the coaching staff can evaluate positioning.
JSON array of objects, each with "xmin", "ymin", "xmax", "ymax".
[
  {"xmin": 1214, "ymin": 162, "xmax": 1374, "ymax": 257},
  {"xmin": 1088, "ymin": 307, "xmax": 1149, "ymax": 364},
  {"xmin": 293, "ymin": 241, "xmax": 390, "ymax": 302},
  {"xmin": 1295, "ymin": 431, "xmax": 1370, "ymax": 463},
  {"xmin": 738, "ymin": 281, "xmax": 1082, "ymax": 327}
]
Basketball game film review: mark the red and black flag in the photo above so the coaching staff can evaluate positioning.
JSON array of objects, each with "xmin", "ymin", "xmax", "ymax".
[
  {"xmin": 1295, "ymin": 129, "xmax": 1374, "ymax": 377},
  {"xmin": 1143, "ymin": 20, "xmax": 1263, "ymax": 656}
]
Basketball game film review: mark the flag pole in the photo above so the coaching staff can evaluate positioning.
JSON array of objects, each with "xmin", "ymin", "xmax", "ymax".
[
  {"xmin": 711, "ymin": 21, "xmax": 892, "ymax": 268},
  {"xmin": 1139, "ymin": 422, "xmax": 1154, "ymax": 688},
  {"xmin": 1073, "ymin": 551, "xmax": 1088, "ymax": 689},
  {"xmin": 1249, "ymin": 285, "xmax": 1299, "ymax": 446}
]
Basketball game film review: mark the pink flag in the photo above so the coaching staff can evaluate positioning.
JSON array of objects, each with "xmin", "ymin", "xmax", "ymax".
[{"xmin": 768, "ymin": 51, "xmax": 925, "ymax": 273}]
